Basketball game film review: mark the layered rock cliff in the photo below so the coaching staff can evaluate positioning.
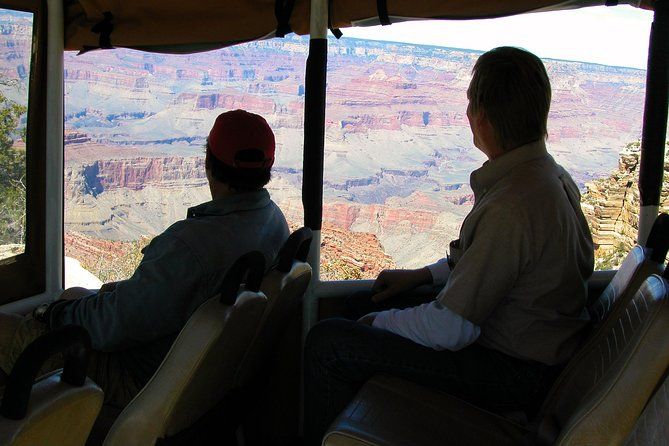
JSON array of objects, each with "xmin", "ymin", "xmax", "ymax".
[
  {"xmin": 65, "ymin": 156, "xmax": 207, "ymax": 199},
  {"xmin": 320, "ymin": 223, "xmax": 395, "ymax": 280},
  {"xmin": 582, "ymin": 141, "xmax": 669, "ymax": 267}
]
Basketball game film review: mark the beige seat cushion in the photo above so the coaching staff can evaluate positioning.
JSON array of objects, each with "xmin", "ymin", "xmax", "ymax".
[
  {"xmin": 0, "ymin": 372, "xmax": 103, "ymax": 446},
  {"xmin": 323, "ymin": 374, "xmax": 529, "ymax": 446}
]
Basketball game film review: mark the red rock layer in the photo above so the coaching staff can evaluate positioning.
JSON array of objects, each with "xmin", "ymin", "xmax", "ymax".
[{"xmin": 319, "ymin": 223, "xmax": 395, "ymax": 281}]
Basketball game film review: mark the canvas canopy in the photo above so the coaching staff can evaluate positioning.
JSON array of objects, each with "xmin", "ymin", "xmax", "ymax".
[{"xmin": 64, "ymin": 0, "xmax": 652, "ymax": 53}]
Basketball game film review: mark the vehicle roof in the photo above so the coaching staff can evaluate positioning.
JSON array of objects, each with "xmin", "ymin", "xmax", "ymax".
[{"xmin": 64, "ymin": 0, "xmax": 652, "ymax": 54}]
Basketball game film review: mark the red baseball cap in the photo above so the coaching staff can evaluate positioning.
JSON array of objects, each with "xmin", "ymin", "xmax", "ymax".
[{"xmin": 208, "ymin": 110, "xmax": 275, "ymax": 168}]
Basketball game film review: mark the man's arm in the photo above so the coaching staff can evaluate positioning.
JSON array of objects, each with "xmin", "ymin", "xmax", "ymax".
[
  {"xmin": 48, "ymin": 234, "xmax": 207, "ymax": 352},
  {"xmin": 371, "ymin": 302, "xmax": 480, "ymax": 351},
  {"xmin": 426, "ymin": 258, "xmax": 451, "ymax": 287},
  {"xmin": 368, "ymin": 203, "xmax": 528, "ymax": 349},
  {"xmin": 98, "ymin": 282, "xmax": 118, "ymax": 293},
  {"xmin": 371, "ymin": 266, "xmax": 437, "ymax": 303}
]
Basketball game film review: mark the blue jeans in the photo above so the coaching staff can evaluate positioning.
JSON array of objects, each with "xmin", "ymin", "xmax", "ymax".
[{"xmin": 303, "ymin": 309, "xmax": 558, "ymax": 445}]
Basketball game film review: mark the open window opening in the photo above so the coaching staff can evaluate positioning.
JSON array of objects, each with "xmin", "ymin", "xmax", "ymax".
[
  {"xmin": 320, "ymin": 6, "xmax": 655, "ymax": 279},
  {"xmin": 0, "ymin": 9, "xmax": 31, "ymax": 262},
  {"xmin": 62, "ymin": 37, "xmax": 309, "ymax": 288},
  {"xmin": 0, "ymin": 5, "xmax": 656, "ymax": 294},
  {"xmin": 0, "ymin": 0, "xmax": 46, "ymax": 304}
]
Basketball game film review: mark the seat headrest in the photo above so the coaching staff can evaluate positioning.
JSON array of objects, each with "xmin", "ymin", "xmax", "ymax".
[
  {"xmin": 0, "ymin": 325, "xmax": 92, "ymax": 420},
  {"xmin": 646, "ymin": 213, "xmax": 669, "ymax": 263},
  {"xmin": 217, "ymin": 251, "xmax": 265, "ymax": 304},
  {"xmin": 277, "ymin": 227, "xmax": 313, "ymax": 272}
]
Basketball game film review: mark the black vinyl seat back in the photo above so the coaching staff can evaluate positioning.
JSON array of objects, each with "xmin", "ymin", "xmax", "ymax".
[
  {"xmin": 276, "ymin": 227, "xmax": 313, "ymax": 272},
  {"xmin": 217, "ymin": 250, "xmax": 265, "ymax": 304}
]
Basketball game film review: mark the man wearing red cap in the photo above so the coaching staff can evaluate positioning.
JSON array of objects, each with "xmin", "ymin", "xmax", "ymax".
[{"xmin": 0, "ymin": 110, "xmax": 289, "ymax": 408}]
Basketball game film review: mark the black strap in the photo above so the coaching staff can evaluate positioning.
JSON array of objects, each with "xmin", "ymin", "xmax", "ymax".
[
  {"xmin": 93, "ymin": 11, "xmax": 114, "ymax": 48},
  {"xmin": 605, "ymin": 1, "xmax": 619, "ymax": 5},
  {"xmin": 79, "ymin": 11, "xmax": 114, "ymax": 54},
  {"xmin": 217, "ymin": 251, "xmax": 265, "ymax": 304},
  {"xmin": 275, "ymin": 0, "xmax": 296, "ymax": 38},
  {"xmin": 377, "ymin": 0, "xmax": 391, "ymax": 26},
  {"xmin": 277, "ymin": 227, "xmax": 313, "ymax": 272},
  {"xmin": 646, "ymin": 213, "xmax": 669, "ymax": 263},
  {"xmin": 328, "ymin": 0, "xmax": 343, "ymax": 39},
  {"xmin": 302, "ymin": 38, "xmax": 327, "ymax": 230},
  {"xmin": 0, "ymin": 325, "xmax": 91, "ymax": 420}
]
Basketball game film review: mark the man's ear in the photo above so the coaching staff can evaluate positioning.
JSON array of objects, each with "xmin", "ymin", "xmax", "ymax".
[
  {"xmin": 477, "ymin": 111, "xmax": 494, "ymax": 136},
  {"xmin": 475, "ymin": 108, "xmax": 488, "ymax": 127},
  {"xmin": 477, "ymin": 111, "xmax": 504, "ymax": 157}
]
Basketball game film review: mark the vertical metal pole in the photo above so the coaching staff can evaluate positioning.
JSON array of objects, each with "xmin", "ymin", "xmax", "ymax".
[
  {"xmin": 300, "ymin": 6, "xmax": 329, "ymax": 435},
  {"xmin": 638, "ymin": 0, "xmax": 669, "ymax": 245},
  {"xmin": 302, "ymin": 0, "xmax": 328, "ymax": 332},
  {"xmin": 46, "ymin": 0, "xmax": 64, "ymax": 296},
  {"xmin": 302, "ymin": 0, "xmax": 327, "ymax": 236}
]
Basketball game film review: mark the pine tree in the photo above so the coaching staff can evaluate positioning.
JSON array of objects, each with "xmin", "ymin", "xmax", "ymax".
[{"xmin": 0, "ymin": 79, "xmax": 27, "ymax": 246}]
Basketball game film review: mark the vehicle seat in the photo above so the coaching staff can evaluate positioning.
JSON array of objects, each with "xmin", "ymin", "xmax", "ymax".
[
  {"xmin": 323, "ymin": 269, "xmax": 669, "ymax": 446},
  {"xmin": 587, "ymin": 212, "xmax": 669, "ymax": 327},
  {"xmin": 236, "ymin": 227, "xmax": 313, "ymax": 389},
  {"xmin": 534, "ymin": 270, "xmax": 669, "ymax": 444},
  {"xmin": 102, "ymin": 251, "xmax": 268, "ymax": 446},
  {"xmin": 0, "ymin": 325, "xmax": 103, "ymax": 446}
]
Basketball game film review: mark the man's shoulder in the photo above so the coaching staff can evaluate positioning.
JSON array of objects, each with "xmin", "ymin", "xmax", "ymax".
[
  {"xmin": 479, "ymin": 163, "xmax": 567, "ymax": 225},
  {"xmin": 158, "ymin": 198, "xmax": 287, "ymax": 249},
  {"xmin": 500, "ymin": 157, "xmax": 567, "ymax": 194},
  {"xmin": 160, "ymin": 218, "xmax": 200, "ymax": 239}
]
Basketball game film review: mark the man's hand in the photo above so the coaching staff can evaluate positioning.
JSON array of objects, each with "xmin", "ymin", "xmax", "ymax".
[
  {"xmin": 371, "ymin": 268, "xmax": 432, "ymax": 303},
  {"xmin": 99, "ymin": 282, "xmax": 118, "ymax": 293},
  {"xmin": 357, "ymin": 312, "xmax": 379, "ymax": 326},
  {"xmin": 58, "ymin": 287, "xmax": 95, "ymax": 301},
  {"xmin": 32, "ymin": 302, "xmax": 51, "ymax": 323}
]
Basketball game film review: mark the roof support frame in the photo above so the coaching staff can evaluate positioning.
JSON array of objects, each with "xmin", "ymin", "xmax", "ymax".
[
  {"xmin": 302, "ymin": 0, "xmax": 328, "ymax": 330},
  {"xmin": 638, "ymin": 0, "xmax": 669, "ymax": 244},
  {"xmin": 302, "ymin": 19, "xmax": 327, "ymax": 235}
]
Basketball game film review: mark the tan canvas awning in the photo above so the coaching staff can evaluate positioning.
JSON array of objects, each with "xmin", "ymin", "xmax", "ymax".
[
  {"xmin": 64, "ymin": 0, "xmax": 652, "ymax": 53},
  {"xmin": 64, "ymin": 0, "xmax": 300, "ymax": 53}
]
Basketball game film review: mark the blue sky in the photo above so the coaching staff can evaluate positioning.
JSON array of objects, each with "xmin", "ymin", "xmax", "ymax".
[{"xmin": 343, "ymin": 5, "xmax": 653, "ymax": 69}]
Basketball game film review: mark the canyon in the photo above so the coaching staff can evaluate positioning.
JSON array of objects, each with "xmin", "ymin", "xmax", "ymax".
[
  {"xmin": 60, "ymin": 35, "xmax": 647, "ymax": 278},
  {"xmin": 0, "ymin": 10, "xmax": 654, "ymax": 279}
]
